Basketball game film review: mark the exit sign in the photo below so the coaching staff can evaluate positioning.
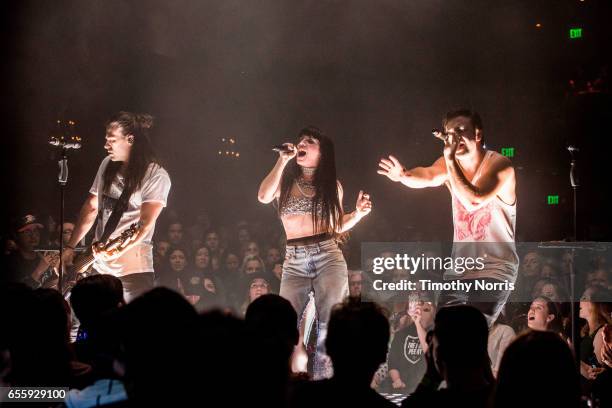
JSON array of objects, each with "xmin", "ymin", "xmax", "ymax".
[
  {"xmin": 547, "ymin": 195, "xmax": 559, "ymax": 205},
  {"xmin": 501, "ymin": 147, "xmax": 515, "ymax": 157},
  {"xmin": 569, "ymin": 28, "xmax": 582, "ymax": 39}
]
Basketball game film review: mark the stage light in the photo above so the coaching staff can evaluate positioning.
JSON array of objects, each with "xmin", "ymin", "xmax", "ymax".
[
  {"xmin": 535, "ymin": 23, "xmax": 542, "ymax": 29},
  {"xmin": 547, "ymin": 195, "xmax": 559, "ymax": 205}
]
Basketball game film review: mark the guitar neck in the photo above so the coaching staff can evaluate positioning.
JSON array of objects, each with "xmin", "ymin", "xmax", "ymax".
[{"xmin": 73, "ymin": 250, "xmax": 95, "ymax": 274}]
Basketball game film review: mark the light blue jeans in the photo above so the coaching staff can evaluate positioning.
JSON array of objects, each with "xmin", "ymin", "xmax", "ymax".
[{"xmin": 280, "ymin": 238, "xmax": 348, "ymax": 379}]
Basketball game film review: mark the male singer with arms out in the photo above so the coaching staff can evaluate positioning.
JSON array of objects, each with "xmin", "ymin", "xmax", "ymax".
[
  {"xmin": 62, "ymin": 112, "xmax": 171, "ymax": 302},
  {"xmin": 378, "ymin": 110, "xmax": 517, "ymax": 326}
]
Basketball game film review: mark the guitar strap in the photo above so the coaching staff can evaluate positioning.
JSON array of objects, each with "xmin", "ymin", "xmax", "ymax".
[{"xmin": 98, "ymin": 185, "xmax": 132, "ymax": 244}]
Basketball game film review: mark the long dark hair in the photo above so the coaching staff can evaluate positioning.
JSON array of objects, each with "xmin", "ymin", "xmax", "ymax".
[
  {"xmin": 102, "ymin": 111, "xmax": 159, "ymax": 196},
  {"xmin": 277, "ymin": 126, "xmax": 343, "ymax": 235}
]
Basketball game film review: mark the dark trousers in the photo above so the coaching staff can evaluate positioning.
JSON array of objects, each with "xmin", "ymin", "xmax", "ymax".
[
  {"xmin": 438, "ymin": 278, "xmax": 512, "ymax": 327},
  {"xmin": 119, "ymin": 272, "xmax": 154, "ymax": 303}
]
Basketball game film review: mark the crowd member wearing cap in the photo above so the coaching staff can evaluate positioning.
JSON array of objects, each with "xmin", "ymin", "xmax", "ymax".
[{"xmin": 2, "ymin": 214, "xmax": 58, "ymax": 287}]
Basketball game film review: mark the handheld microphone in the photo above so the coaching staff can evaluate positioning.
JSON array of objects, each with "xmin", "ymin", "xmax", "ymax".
[
  {"xmin": 431, "ymin": 128, "xmax": 449, "ymax": 137},
  {"xmin": 272, "ymin": 144, "xmax": 293, "ymax": 153}
]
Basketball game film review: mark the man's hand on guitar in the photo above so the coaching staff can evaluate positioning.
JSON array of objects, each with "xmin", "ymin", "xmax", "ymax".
[{"xmin": 92, "ymin": 243, "xmax": 124, "ymax": 262}]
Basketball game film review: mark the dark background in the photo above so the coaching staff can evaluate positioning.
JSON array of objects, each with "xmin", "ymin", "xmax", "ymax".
[{"xmin": 2, "ymin": 0, "xmax": 611, "ymax": 242}]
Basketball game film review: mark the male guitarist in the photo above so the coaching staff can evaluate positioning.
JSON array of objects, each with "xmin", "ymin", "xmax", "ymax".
[{"xmin": 62, "ymin": 112, "xmax": 171, "ymax": 302}]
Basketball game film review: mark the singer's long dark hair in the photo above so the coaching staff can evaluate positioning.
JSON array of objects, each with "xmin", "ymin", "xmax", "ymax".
[
  {"xmin": 102, "ymin": 111, "xmax": 160, "ymax": 196},
  {"xmin": 278, "ymin": 126, "xmax": 344, "ymax": 235}
]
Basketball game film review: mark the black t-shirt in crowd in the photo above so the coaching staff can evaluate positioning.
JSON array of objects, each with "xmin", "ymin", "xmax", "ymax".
[
  {"xmin": 2, "ymin": 251, "xmax": 41, "ymax": 287},
  {"xmin": 388, "ymin": 323, "xmax": 427, "ymax": 394}
]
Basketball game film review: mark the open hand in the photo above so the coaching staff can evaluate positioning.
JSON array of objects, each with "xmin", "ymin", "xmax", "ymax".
[{"xmin": 377, "ymin": 155, "xmax": 405, "ymax": 182}]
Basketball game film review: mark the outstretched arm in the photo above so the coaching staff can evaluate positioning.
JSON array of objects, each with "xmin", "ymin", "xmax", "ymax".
[{"xmin": 378, "ymin": 155, "xmax": 447, "ymax": 189}]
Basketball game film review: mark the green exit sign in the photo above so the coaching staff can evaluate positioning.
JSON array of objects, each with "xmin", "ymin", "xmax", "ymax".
[
  {"xmin": 547, "ymin": 195, "xmax": 559, "ymax": 205},
  {"xmin": 569, "ymin": 28, "xmax": 582, "ymax": 39},
  {"xmin": 501, "ymin": 147, "xmax": 515, "ymax": 157}
]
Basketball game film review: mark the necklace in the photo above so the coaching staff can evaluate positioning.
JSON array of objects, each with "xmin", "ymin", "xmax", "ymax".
[
  {"xmin": 301, "ymin": 166, "xmax": 316, "ymax": 176},
  {"xmin": 296, "ymin": 176, "xmax": 315, "ymax": 198}
]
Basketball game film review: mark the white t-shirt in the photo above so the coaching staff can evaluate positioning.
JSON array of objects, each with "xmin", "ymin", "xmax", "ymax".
[{"xmin": 89, "ymin": 156, "xmax": 171, "ymax": 277}]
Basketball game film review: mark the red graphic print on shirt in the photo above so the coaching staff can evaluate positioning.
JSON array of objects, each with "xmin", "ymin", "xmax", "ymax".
[{"xmin": 453, "ymin": 195, "xmax": 493, "ymax": 241}]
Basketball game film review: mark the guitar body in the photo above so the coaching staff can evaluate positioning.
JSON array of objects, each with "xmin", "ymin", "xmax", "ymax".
[{"xmin": 47, "ymin": 222, "xmax": 142, "ymax": 296}]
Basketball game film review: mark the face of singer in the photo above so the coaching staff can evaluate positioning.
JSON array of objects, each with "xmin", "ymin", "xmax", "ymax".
[
  {"xmin": 169, "ymin": 249, "xmax": 187, "ymax": 272},
  {"xmin": 443, "ymin": 116, "xmax": 482, "ymax": 158},
  {"xmin": 104, "ymin": 124, "xmax": 132, "ymax": 162},
  {"xmin": 296, "ymin": 135, "xmax": 321, "ymax": 168},
  {"xmin": 527, "ymin": 298, "xmax": 554, "ymax": 331}
]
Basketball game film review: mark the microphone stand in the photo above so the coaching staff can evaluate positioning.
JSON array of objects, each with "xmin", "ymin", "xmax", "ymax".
[
  {"xmin": 57, "ymin": 147, "xmax": 69, "ymax": 294},
  {"xmin": 568, "ymin": 146, "xmax": 579, "ymax": 354},
  {"xmin": 51, "ymin": 120, "xmax": 81, "ymax": 295}
]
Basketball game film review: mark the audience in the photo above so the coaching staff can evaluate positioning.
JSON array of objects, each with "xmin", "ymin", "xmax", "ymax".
[
  {"xmin": 2, "ymin": 214, "xmax": 55, "ymax": 287},
  {"xmin": 240, "ymin": 273, "xmax": 272, "ymax": 315},
  {"xmin": 388, "ymin": 298, "xmax": 435, "ymax": 393},
  {"xmin": 487, "ymin": 312, "xmax": 516, "ymax": 378},
  {"xmin": 579, "ymin": 286, "xmax": 611, "ymax": 403},
  {"xmin": 290, "ymin": 299, "xmax": 396, "ymax": 407},
  {"xmin": 155, "ymin": 246, "xmax": 190, "ymax": 294},
  {"xmin": 402, "ymin": 305, "xmax": 494, "ymax": 408},
  {"xmin": 494, "ymin": 331, "xmax": 580, "ymax": 408},
  {"xmin": 245, "ymin": 294, "xmax": 299, "ymax": 408},
  {"xmin": 3, "ymin": 209, "xmax": 612, "ymax": 407},
  {"xmin": 348, "ymin": 270, "xmax": 363, "ymax": 299},
  {"xmin": 526, "ymin": 296, "xmax": 564, "ymax": 334},
  {"xmin": 166, "ymin": 221, "xmax": 184, "ymax": 246}
]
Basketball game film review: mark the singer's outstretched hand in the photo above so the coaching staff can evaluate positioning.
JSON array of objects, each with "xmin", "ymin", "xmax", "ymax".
[{"xmin": 377, "ymin": 155, "xmax": 405, "ymax": 182}]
